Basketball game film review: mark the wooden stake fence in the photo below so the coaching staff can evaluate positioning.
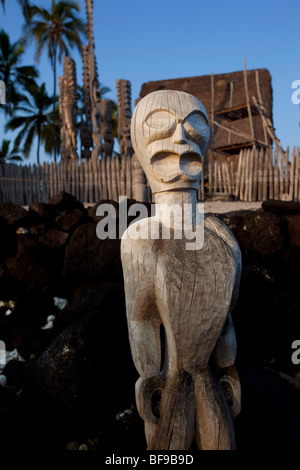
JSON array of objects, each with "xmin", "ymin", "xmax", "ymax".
[
  {"xmin": 1, "ymin": 147, "xmax": 298, "ymax": 206},
  {"xmin": 208, "ymin": 146, "xmax": 300, "ymax": 202}
]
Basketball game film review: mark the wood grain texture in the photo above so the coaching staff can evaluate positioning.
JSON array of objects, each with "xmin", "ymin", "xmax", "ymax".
[{"xmin": 121, "ymin": 90, "xmax": 241, "ymax": 450}]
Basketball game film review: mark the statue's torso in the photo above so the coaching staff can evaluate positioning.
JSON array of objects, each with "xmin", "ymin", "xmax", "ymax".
[{"xmin": 121, "ymin": 215, "xmax": 241, "ymax": 374}]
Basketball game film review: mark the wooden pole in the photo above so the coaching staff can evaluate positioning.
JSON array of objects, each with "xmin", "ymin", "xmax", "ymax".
[
  {"xmin": 243, "ymin": 58, "xmax": 255, "ymax": 141},
  {"xmin": 257, "ymin": 148, "xmax": 263, "ymax": 200},
  {"xmin": 252, "ymin": 147, "xmax": 258, "ymax": 201},
  {"xmin": 274, "ymin": 148, "xmax": 279, "ymax": 200},
  {"xmin": 228, "ymin": 82, "xmax": 233, "ymax": 145},
  {"xmin": 262, "ymin": 150, "xmax": 268, "ymax": 201},
  {"xmin": 284, "ymin": 146, "xmax": 289, "ymax": 196},
  {"xmin": 249, "ymin": 148, "xmax": 254, "ymax": 202},
  {"xmin": 294, "ymin": 147, "xmax": 300, "ymax": 202},
  {"xmin": 239, "ymin": 151, "xmax": 246, "ymax": 201},
  {"xmin": 230, "ymin": 160, "xmax": 234, "ymax": 196},
  {"xmin": 244, "ymin": 150, "xmax": 249, "ymax": 201},
  {"xmin": 208, "ymin": 156, "xmax": 213, "ymax": 196},
  {"xmin": 255, "ymin": 70, "xmax": 268, "ymax": 146},
  {"xmin": 126, "ymin": 153, "xmax": 132, "ymax": 199},
  {"xmin": 116, "ymin": 156, "xmax": 120, "ymax": 201},
  {"xmin": 279, "ymin": 150, "xmax": 284, "ymax": 200},
  {"xmin": 289, "ymin": 147, "xmax": 296, "ymax": 201},
  {"xmin": 268, "ymin": 147, "xmax": 274, "ymax": 200},
  {"xmin": 213, "ymin": 158, "xmax": 217, "ymax": 193},
  {"xmin": 234, "ymin": 150, "xmax": 242, "ymax": 200}
]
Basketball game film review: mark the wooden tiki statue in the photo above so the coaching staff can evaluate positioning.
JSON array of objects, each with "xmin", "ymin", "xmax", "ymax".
[{"xmin": 121, "ymin": 90, "xmax": 241, "ymax": 450}]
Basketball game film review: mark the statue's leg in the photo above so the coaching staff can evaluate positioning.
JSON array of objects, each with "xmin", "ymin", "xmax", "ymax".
[
  {"xmin": 140, "ymin": 370, "xmax": 196, "ymax": 450},
  {"xmin": 194, "ymin": 370, "xmax": 235, "ymax": 450}
]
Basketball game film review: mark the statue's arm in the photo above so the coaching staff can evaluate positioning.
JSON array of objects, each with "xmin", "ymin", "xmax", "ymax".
[
  {"xmin": 121, "ymin": 235, "xmax": 162, "ymax": 380},
  {"xmin": 205, "ymin": 216, "xmax": 242, "ymax": 417}
]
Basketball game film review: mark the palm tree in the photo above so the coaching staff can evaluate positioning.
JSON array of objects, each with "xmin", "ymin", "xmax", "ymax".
[
  {"xmin": 41, "ymin": 103, "xmax": 60, "ymax": 157},
  {"xmin": 0, "ymin": 139, "xmax": 22, "ymax": 162},
  {"xmin": 5, "ymin": 82, "xmax": 52, "ymax": 165},
  {"xmin": 0, "ymin": 29, "xmax": 38, "ymax": 115},
  {"xmin": 25, "ymin": 0, "xmax": 86, "ymax": 163}
]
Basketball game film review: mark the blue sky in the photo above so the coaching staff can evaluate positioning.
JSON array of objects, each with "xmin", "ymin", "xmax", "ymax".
[{"xmin": 0, "ymin": 0, "xmax": 299, "ymax": 164}]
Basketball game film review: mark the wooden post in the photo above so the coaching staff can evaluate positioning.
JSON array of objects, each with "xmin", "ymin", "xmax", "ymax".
[
  {"xmin": 279, "ymin": 150, "xmax": 284, "ymax": 200},
  {"xmin": 273, "ymin": 148, "xmax": 279, "ymax": 200},
  {"xmin": 74, "ymin": 159, "xmax": 78, "ymax": 200},
  {"xmin": 228, "ymin": 82, "xmax": 233, "ymax": 145},
  {"xmin": 262, "ymin": 149, "xmax": 268, "ymax": 201},
  {"xmin": 244, "ymin": 149, "xmax": 250, "ymax": 202},
  {"xmin": 101, "ymin": 157, "xmax": 108, "ymax": 200},
  {"xmin": 221, "ymin": 162, "xmax": 227, "ymax": 194},
  {"xmin": 240, "ymin": 151, "xmax": 246, "ymax": 201},
  {"xmin": 243, "ymin": 58, "xmax": 255, "ymax": 142},
  {"xmin": 84, "ymin": 159, "xmax": 89, "ymax": 202},
  {"xmin": 43, "ymin": 162, "xmax": 48, "ymax": 202},
  {"xmin": 295, "ymin": 147, "xmax": 299, "ymax": 202},
  {"xmin": 208, "ymin": 158, "xmax": 213, "ymax": 196},
  {"xmin": 268, "ymin": 147, "xmax": 273, "ymax": 200},
  {"xmin": 9, "ymin": 164, "xmax": 14, "ymax": 204},
  {"xmin": 284, "ymin": 146, "xmax": 289, "ymax": 196},
  {"xmin": 213, "ymin": 158, "xmax": 218, "ymax": 193},
  {"xmin": 111, "ymin": 156, "xmax": 117, "ymax": 202},
  {"xmin": 252, "ymin": 147, "xmax": 258, "ymax": 201},
  {"xmin": 226, "ymin": 161, "xmax": 232, "ymax": 195},
  {"xmin": 230, "ymin": 160, "xmax": 234, "ymax": 196},
  {"xmin": 126, "ymin": 153, "xmax": 132, "ymax": 199},
  {"xmin": 249, "ymin": 148, "xmax": 254, "ymax": 202},
  {"xmin": 255, "ymin": 70, "xmax": 269, "ymax": 146},
  {"xmin": 79, "ymin": 160, "xmax": 84, "ymax": 202},
  {"xmin": 234, "ymin": 150, "xmax": 242, "ymax": 200},
  {"xmin": 105, "ymin": 156, "xmax": 111, "ymax": 200},
  {"xmin": 289, "ymin": 147, "xmax": 295, "ymax": 201},
  {"xmin": 217, "ymin": 163, "xmax": 222, "ymax": 193},
  {"xmin": 116, "ymin": 156, "xmax": 120, "ymax": 201},
  {"xmin": 92, "ymin": 158, "xmax": 99, "ymax": 202},
  {"xmin": 258, "ymin": 148, "xmax": 264, "ymax": 200},
  {"xmin": 16, "ymin": 164, "xmax": 20, "ymax": 204}
]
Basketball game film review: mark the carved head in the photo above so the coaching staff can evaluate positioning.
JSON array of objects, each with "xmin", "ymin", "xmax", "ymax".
[{"xmin": 131, "ymin": 90, "xmax": 210, "ymax": 194}]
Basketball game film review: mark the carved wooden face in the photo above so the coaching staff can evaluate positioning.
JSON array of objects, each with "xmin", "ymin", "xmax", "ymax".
[{"xmin": 131, "ymin": 90, "xmax": 210, "ymax": 194}]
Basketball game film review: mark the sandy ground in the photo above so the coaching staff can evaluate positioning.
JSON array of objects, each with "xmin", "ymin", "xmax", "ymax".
[
  {"xmin": 203, "ymin": 201, "xmax": 262, "ymax": 214},
  {"xmin": 23, "ymin": 201, "xmax": 263, "ymax": 216},
  {"xmin": 22, "ymin": 201, "xmax": 263, "ymax": 218},
  {"xmin": 83, "ymin": 201, "xmax": 263, "ymax": 215}
]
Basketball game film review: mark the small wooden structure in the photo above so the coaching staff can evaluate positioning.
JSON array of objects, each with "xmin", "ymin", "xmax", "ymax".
[{"xmin": 139, "ymin": 61, "xmax": 277, "ymax": 175}]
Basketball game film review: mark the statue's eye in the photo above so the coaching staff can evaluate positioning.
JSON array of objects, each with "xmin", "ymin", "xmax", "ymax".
[
  {"xmin": 183, "ymin": 113, "xmax": 208, "ymax": 143},
  {"xmin": 145, "ymin": 110, "xmax": 176, "ymax": 129}
]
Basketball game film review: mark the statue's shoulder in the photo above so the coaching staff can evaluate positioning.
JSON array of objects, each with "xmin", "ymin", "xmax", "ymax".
[
  {"xmin": 204, "ymin": 214, "xmax": 241, "ymax": 261},
  {"xmin": 121, "ymin": 217, "xmax": 156, "ymax": 251}
]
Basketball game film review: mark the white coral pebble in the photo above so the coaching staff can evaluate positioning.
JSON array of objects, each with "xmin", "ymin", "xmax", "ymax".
[{"xmin": 0, "ymin": 375, "xmax": 7, "ymax": 387}]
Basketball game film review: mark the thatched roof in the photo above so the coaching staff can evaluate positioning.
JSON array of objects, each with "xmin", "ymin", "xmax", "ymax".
[{"xmin": 139, "ymin": 68, "xmax": 273, "ymax": 156}]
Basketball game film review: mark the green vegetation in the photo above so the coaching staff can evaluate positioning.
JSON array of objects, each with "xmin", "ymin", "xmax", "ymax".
[{"xmin": 5, "ymin": 82, "xmax": 52, "ymax": 164}]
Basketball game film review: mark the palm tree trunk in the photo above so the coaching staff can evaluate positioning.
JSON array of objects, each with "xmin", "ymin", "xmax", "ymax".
[{"xmin": 52, "ymin": 44, "xmax": 57, "ymax": 164}]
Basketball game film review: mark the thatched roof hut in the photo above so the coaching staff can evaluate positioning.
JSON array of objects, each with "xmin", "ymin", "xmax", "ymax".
[{"xmin": 138, "ymin": 68, "xmax": 273, "ymax": 171}]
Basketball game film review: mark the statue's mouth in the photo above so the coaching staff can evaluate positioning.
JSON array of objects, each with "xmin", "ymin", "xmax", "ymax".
[{"xmin": 151, "ymin": 151, "xmax": 202, "ymax": 182}]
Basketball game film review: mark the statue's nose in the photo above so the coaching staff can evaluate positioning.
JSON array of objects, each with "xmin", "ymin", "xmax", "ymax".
[{"xmin": 173, "ymin": 123, "xmax": 187, "ymax": 145}]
